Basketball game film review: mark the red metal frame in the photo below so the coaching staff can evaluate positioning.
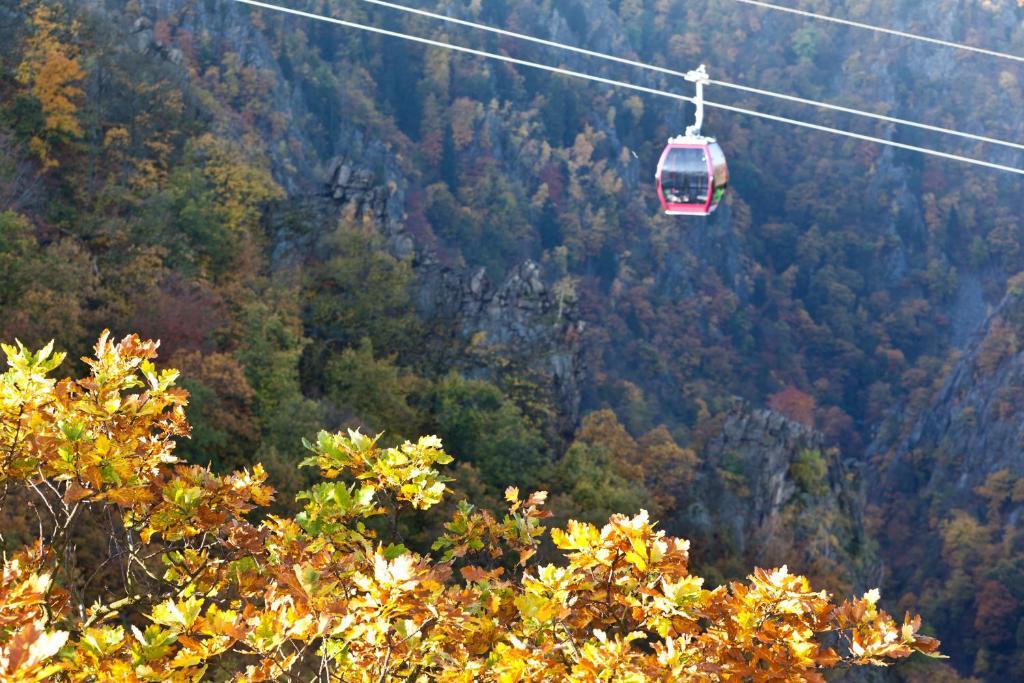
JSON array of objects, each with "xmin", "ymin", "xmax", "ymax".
[{"xmin": 655, "ymin": 142, "xmax": 715, "ymax": 216}]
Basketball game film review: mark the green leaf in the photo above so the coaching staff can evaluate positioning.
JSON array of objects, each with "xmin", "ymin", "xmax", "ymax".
[{"xmin": 382, "ymin": 544, "xmax": 408, "ymax": 560}]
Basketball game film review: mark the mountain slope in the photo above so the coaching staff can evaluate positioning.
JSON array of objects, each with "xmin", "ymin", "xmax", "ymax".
[{"xmin": 869, "ymin": 276, "xmax": 1024, "ymax": 677}]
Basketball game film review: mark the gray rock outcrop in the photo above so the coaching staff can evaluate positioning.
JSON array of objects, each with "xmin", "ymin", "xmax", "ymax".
[{"xmin": 679, "ymin": 407, "xmax": 873, "ymax": 591}]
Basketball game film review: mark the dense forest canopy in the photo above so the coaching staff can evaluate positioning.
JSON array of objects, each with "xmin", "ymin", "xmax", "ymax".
[{"xmin": 0, "ymin": 0, "xmax": 1022, "ymax": 679}]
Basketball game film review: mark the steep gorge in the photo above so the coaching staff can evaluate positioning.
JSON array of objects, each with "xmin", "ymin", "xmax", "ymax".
[
  {"xmin": 111, "ymin": 2, "xmax": 1024, "ymax": 677},
  {"xmin": 4, "ymin": 0, "xmax": 1024, "ymax": 678}
]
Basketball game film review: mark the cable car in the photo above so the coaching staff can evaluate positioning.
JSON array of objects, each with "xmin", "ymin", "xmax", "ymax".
[{"xmin": 656, "ymin": 65, "xmax": 728, "ymax": 216}]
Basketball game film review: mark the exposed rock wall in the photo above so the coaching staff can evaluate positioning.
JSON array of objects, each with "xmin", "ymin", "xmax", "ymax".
[
  {"xmin": 446, "ymin": 260, "xmax": 584, "ymax": 432},
  {"xmin": 268, "ymin": 181, "xmax": 585, "ymax": 435},
  {"xmin": 870, "ymin": 280, "xmax": 1024, "ymax": 513},
  {"xmin": 678, "ymin": 407, "xmax": 874, "ymax": 592}
]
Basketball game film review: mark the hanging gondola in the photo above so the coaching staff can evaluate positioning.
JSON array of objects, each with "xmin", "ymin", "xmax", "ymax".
[{"xmin": 656, "ymin": 65, "xmax": 729, "ymax": 216}]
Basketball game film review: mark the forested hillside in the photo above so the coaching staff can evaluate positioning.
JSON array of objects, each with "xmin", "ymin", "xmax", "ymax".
[{"xmin": 1, "ymin": 0, "xmax": 1022, "ymax": 679}]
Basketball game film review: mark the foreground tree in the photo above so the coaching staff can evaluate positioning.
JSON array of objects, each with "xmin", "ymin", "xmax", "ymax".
[{"xmin": 0, "ymin": 333, "xmax": 941, "ymax": 681}]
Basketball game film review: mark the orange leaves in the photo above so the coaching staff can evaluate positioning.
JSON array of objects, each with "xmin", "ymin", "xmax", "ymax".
[
  {"xmin": 687, "ymin": 568, "xmax": 945, "ymax": 679},
  {"xmin": 0, "ymin": 333, "xmax": 941, "ymax": 681},
  {"xmin": 460, "ymin": 565, "xmax": 504, "ymax": 583},
  {"xmin": 133, "ymin": 464, "xmax": 273, "ymax": 543},
  {"xmin": 832, "ymin": 591, "xmax": 943, "ymax": 665},
  {"xmin": 554, "ymin": 511, "xmax": 689, "ymax": 581},
  {"xmin": 0, "ymin": 546, "xmax": 66, "ymax": 633},
  {"xmin": 2, "ymin": 330, "xmax": 188, "ymax": 498},
  {"xmin": 0, "ymin": 619, "xmax": 68, "ymax": 681},
  {"xmin": 14, "ymin": 3, "xmax": 85, "ymax": 166},
  {"xmin": 768, "ymin": 385, "xmax": 818, "ymax": 426},
  {"xmin": 694, "ymin": 566, "xmax": 837, "ymax": 677},
  {"xmin": 570, "ymin": 629, "xmax": 650, "ymax": 681},
  {"xmin": 0, "ymin": 547, "xmax": 69, "ymax": 682}
]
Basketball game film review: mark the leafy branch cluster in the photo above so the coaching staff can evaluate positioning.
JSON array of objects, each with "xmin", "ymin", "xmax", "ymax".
[{"xmin": 0, "ymin": 333, "xmax": 941, "ymax": 681}]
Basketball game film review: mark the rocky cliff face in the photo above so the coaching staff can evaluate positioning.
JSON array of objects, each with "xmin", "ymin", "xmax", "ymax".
[
  {"xmin": 268, "ymin": 180, "xmax": 584, "ymax": 435},
  {"xmin": 677, "ymin": 407, "xmax": 874, "ymax": 593},
  {"xmin": 870, "ymin": 278, "xmax": 1024, "ymax": 516},
  {"xmin": 425, "ymin": 259, "xmax": 585, "ymax": 433},
  {"xmin": 116, "ymin": 0, "xmax": 326, "ymax": 193}
]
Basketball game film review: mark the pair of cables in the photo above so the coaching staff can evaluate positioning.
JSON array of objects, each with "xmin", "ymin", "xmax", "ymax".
[{"xmin": 231, "ymin": 0, "xmax": 1024, "ymax": 176}]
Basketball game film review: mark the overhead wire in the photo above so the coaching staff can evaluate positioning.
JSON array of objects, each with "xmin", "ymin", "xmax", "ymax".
[
  {"xmin": 348, "ymin": 0, "xmax": 1024, "ymax": 153},
  {"xmin": 707, "ymin": 79, "xmax": 1024, "ymax": 153},
  {"xmin": 732, "ymin": 0, "xmax": 1024, "ymax": 64},
  {"xmin": 231, "ymin": 0, "xmax": 1024, "ymax": 176}
]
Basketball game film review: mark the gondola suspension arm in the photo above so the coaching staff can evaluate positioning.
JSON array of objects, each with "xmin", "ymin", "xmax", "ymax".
[{"xmin": 685, "ymin": 65, "xmax": 709, "ymax": 138}]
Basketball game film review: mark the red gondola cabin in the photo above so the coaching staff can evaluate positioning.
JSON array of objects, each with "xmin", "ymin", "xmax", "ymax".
[{"xmin": 655, "ymin": 136, "xmax": 728, "ymax": 216}]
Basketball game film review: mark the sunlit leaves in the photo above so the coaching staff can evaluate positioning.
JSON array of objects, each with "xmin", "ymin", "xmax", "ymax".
[
  {"xmin": 1, "ymin": 330, "xmax": 187, "ymax": 490},
  {"xmin": 0, "ymin": 335, "xmax": 940, "ymax": 681},
  {"xmin": 295, "ymin": 480, "xmax": 381, "ymax": 536},
  {"xmin": 301, "ymin": 429, "xmax": 453, "ymax": 510},
  {"xmin": 0, "ymin": 619, "xmax": 68, "ymax": 681},
  {"xmin": 0, "ymin": 547, "xmax": 69, "ymax": 681},
  {"xmin": 188, "ymin": 134, "xmax": 284, "ymax": 234},
  {"xmin": 14, "ymin": 3, "xmax": 85, "ymax": 166}
]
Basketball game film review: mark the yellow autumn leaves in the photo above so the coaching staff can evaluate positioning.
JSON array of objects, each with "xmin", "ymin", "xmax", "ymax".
[
  {"xmin": 15, "ymin": 3, "xmax": 85, "ymax": 167},
  {"xmin": 0, "ymin": 332, "xmax": 941, "ymax": 681}
]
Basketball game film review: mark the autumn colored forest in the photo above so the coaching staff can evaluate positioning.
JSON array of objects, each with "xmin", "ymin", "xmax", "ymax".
[{"xmin": 0, "ymin": 0, "xmax": 1023, "ymax": 680}]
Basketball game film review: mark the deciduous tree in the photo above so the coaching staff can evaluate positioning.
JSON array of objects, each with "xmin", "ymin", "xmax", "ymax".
[
  {"xmin": 0, "ymin": 333, "xmax": 942, "ymax": 681},
  {"xmin": 15, "ymin": 2, "xmax": 84, "ymax": 166}
]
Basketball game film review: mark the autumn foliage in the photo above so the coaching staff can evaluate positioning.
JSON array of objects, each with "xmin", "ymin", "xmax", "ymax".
[
  {"xmin": 0, "ymin": 333, "xmax": 941, "ymax": 681},
  {"xmin": 767, "ymin": 387, "xmax": 817, "ymax": 428},
  {"xmin": 14, "ymin": 3, "xmax": 84, "ymax": 166}
]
